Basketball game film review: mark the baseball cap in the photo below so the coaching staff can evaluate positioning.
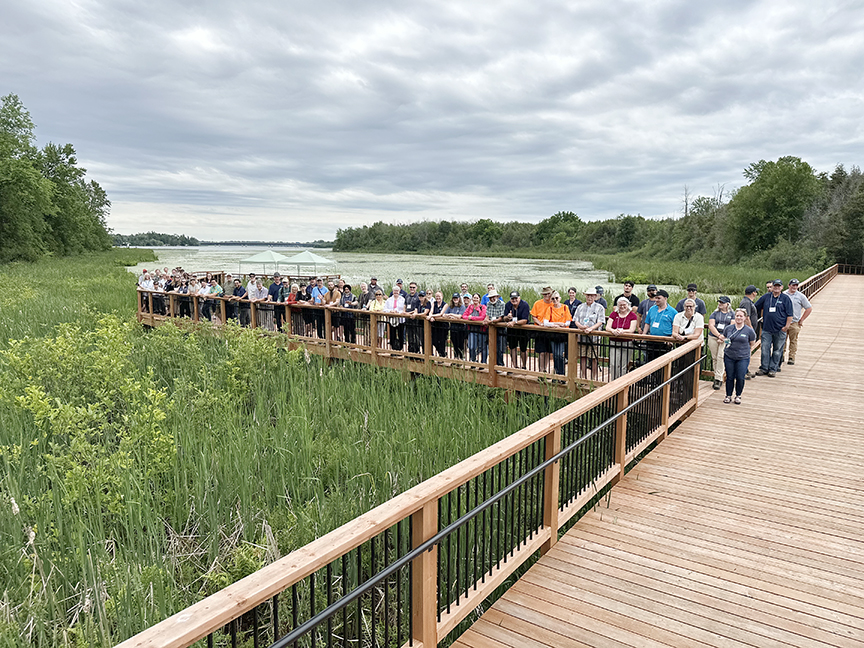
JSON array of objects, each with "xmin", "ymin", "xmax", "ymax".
[
  {"xmin": 745, "ymin": 285, "xmax": 758, "ymax": 294},
  {"xmin": 655, "ymin": 289, "xmax": 669, "ymax": 298},
  {"xmin": 595, "ymin": 285, "xmax": 604, "ymax": 294},
  {"xmin": 718, "ymin": 295, "xmax": 731, "ymax": 304},
  {"xmin": 647, "ymin": 284, "xmax": 658, "ymax": 291},
  {"xmin": 510, "ymin": 291, "xmax": 520, "ymax": 299},
  {"xmin": 687, "ymin": 283, "xmax": 698, "ymax": 291},
  {"xmin": 396, "ymin": 279, "xmax": 403, "ymax": 284},
  {"xmin": 452, "ymin": 292, "xmax": 460, "ymax": 299},
  {"xmin": 789, "ymin": 278, "xmax": 800, "ymax": 285},
  {"xmin": 772, "ymin": 279, "xmax": 783, "ymax": 286},
  {"xmin": 418, "ymin": 290, "xmax": 426, "ymax": 296}
]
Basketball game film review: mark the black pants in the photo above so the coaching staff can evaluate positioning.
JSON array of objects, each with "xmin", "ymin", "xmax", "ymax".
[
  {"xmin": 315, "ymin": 311, "xmax": 325, "ymax": 338},
  {"xmin": 275, "ymin": 305, "xmax": 286, "ymax": 331},
  {"xmin": 406, "ymin": 321, "xmax": 423, "ymax": 353},
  {"xmin": 344, "ymin": 318, "xmax": 356, "ymax": 343},
  {"xmin": 389, "ymin": 323, "xmax": 405, "ymax": 350},
  {"xmin": 450, "ymin": 324, "xmax": 467, "ymax": 359},
  {"xmin": 179, "ymin": 297, "xmax": 192, "ymax": 318},
  {"xmin": 432, "ymin": 323, "xmax": 449, "ymax": 356}
]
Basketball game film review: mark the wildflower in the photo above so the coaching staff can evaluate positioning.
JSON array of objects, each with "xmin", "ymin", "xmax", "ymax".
[
  {"xmin": 304, "ymin": 349, "xmax": 311, "ymax": 364},
  {"xmin": 10, "ymin": 497, "xmax": 19, "ymax": 515}
]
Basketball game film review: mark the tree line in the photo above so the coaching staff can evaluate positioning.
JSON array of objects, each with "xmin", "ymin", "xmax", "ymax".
[
  {"xmin": 0, "ymin": 94, "xmax": 113, "ymax": 262},
  {"xmin": 113, "ymin": 232, "xmax": 201, "ymax": 247},
  {"xmin": 333, "ymin": 156, "xmax": 864, "ymax": 269}
]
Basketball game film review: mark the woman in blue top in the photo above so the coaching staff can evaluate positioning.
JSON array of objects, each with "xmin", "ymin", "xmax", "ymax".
[{"xmin": 723, "ymin": 308, "xmax": 757, "ymax": 404}]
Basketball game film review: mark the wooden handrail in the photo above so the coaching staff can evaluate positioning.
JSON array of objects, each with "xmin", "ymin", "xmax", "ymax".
[{"xmin": 116, "ymin": 338, "xmax": 702, "ymax": 648}]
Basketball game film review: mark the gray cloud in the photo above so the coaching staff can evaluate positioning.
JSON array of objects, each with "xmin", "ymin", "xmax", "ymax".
[{"xmin": 2, "ymin": 0, "xmax": 863, "ymax": 240}]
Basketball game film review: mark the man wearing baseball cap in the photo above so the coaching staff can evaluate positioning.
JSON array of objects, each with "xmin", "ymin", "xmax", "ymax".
[
  {"xmin": 642, "ymin": 289, "xmax": 676, "ymax": 362},
  {"xmin": 675, "ymin": 283, "xmax": 707, "ymax": 316},
  {"xmin": 754, "ymin": 280, "xmax": 793, "ymax": 377},
  {"xmin": 637, "ymin": 284, "xmax": 658, "ymax": 330},
  {"xmin": 783, "ymin": 278, "xmax": 813, "ymax": 365}
]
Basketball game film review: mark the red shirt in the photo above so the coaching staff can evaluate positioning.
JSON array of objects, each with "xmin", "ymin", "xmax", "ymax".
[{"xmin": 609, "ymin": 311, "xmax": 637, "ymax": 330}]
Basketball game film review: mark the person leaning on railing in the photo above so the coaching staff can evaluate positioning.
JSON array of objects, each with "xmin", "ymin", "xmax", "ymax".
[
  {"xmin": 338, "ymin": 284, "xmax": 358, "ymax": 343},
  {"xmin": 542, "ymin": 291, "xmax": 571, "ymax": 376},
  {"xmin": 642, "ymin": 289, "xmax": 676, "ymax": 362},
  {"xmin": 484, "ymin": 290, "xmax": 507, "ymax": 367},
  {"xmin": 384, "ymin": 287, "xmax": 407, "ymax": 351},
  {"xmin": 427, "ymin": 291, "xmax": 449, "ymax": 357},
  {"xmin": 671, "ymin": 299, "xmax": 705, "ymax": 344},
  {"xmin": 531, "ymin": 287, "xmax": 556, "ymax": 373},
  {"xmin": 606, "ymin": 297, "xmax": 638, "ymax": 380},
  {"xmin": 571, "ymin": 288, "xmax": 606, "ymax": 381},
  {"xmin": 368, "ymin": 288, "xmax": 387, "ymax": 347},
  {"xmin": 503, "ymin": 291, "xmax": 531, "ymax": 369},
  {"xmin": 462, "ymin": 293, "xmax": 488, "ymax": 363}
]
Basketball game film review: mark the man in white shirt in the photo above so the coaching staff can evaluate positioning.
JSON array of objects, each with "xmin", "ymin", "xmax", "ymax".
[{"xmin": 783, "ymin": 278, "xmax": 813, "ymax": 365}]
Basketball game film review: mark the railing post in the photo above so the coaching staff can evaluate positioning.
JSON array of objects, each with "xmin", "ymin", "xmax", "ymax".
[
  {"xmin": 193, "ymin": 295, "xmax": 200, "ymax": 323},
  {"xmin": 567, "ymin": 330, "xmax": 578, "ymax": 392},
  {"xmin": 148, "ymin": 292, "xmax": 154, "ymax": 321},
  {"xmin": 371, "ymin": 313, "xmax": 379, "ymax": 365},
  {"xmin": 324, "ymin": 307, "xmax": 333, "ymax": 359},
  {"xmin": 285, "ymin": 304, "xmax": 293, "ymax": 335},
  {"xmin": 612, "ymin": 387, "xmax": 628, "ymax": 485},
  {"xmin": 219, "ymin": 297, "xmax": 226, "ymax": 324},
  {"xmin": 541, "ymin": 424, "xmax": 562, "ymax": 555},
  {"xmin": 660, "ymin": 361, "xmax": 672, "ymax": 440},
  {"xmin": 136, "ymin": 290, "xmax": 142, "ymax": 322},
  {"xmin": 488, "ymin": 323, "xmax": 497, "ymax": 387},
  {"xmin": 423, "ymin": 316, "xmax": 432, "ymax": 375},
  {"xmin": 411, "ymin": 501, "xmax": 438, "ymax": 648},
  {"xmin": 689, "ymin": 347, "xmax": 701, "ymax": 415},
  {"xmin": 250, "ymin": 301, "xmax": 257, "ymax": 328}
]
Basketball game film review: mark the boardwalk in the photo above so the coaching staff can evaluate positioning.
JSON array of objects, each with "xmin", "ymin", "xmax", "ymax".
[{"xmin": 453, "ymin": 274, "xmax": 864, "ymax": 647}]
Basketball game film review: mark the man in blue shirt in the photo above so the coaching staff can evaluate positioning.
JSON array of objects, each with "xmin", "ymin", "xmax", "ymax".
[
  {"xmin": 754, "ymin": 279, "xmax": 793, "ymax": 377},
  {"xmin": 642, "ymin": 289, "xmax": 676, "ymax": 362}
]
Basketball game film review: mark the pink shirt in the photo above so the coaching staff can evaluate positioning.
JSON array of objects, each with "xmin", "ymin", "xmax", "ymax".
[{"xmin": 462, "ymin": 304, "xmax": 487, "ymax": 321}]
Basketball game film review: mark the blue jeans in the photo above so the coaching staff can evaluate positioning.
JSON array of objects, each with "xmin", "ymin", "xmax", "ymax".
[
  {"xmin": 550, "ymin": 339, "xmax": 566, "ymax": 375},
  {"xmin": 468, "ymin": 330, "xmax": 488, "ymax": 363},
  {"xmin": 760, "ymin": 330, "xmax": 786, "ymax": 372},
  {"xmin": 724, "ymin": 355, "xmax": 749, "ymax": 397}
]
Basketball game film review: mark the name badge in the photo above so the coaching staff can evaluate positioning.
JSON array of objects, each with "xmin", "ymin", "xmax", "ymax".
[
  {"xmin": 769, "ymin": 307, "xmax": 776, "ymax": 313},
  {"xmin": 652, "ymin": 322, "xmax": 660, "ymax": 328}
]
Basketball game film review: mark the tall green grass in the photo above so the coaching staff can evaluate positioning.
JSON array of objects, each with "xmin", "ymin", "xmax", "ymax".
[{"xmin": 0, "ymin": 251, "xmax": 564, "ymax": 647}]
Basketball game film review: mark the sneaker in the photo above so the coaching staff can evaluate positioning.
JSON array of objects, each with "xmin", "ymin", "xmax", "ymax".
[
  {"xmin": 766, "ymin": 371, "xmax": 776, "ymax": 377},
  {"xmin": 756, "ymin": 369, "xmax": 768, "ymax": 376},
  {"xmin": 787, "ymin": 359, "xmax": 795, "ymax": 365},
  {"xmin": 713, "ymin": 380, "xmax": 722, "ymax": 390}
]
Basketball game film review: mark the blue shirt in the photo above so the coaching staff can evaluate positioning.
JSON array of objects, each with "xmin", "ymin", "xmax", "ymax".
[
  {"xmin": 644, "ymin": 304, "xmax": 676, "ymax": 336},
  {"xmin": 754, "ymin": 292, "xmax": 793, "ymax": 333},
  {"xmin": 725, "ymin": 325, "xmax": 756, "ymax": 360},
  {"xmin": 311, "ymin": 286, "xmax": 328, "ymax": 304}
]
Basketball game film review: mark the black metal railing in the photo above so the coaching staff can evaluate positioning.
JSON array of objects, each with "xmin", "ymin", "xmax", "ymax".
[{"xmin": 199, "ymin": 347, "xmax": 704, "ymax": 648}]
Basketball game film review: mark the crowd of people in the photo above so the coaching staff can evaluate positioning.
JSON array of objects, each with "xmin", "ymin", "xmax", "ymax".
[{"xmin": 137, "ymin": 268, "xmax": 813, "ymax": 401}]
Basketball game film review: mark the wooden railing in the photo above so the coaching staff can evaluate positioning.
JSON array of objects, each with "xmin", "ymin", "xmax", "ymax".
[
  {"xmin": 137, "ymin": 291, "xmax": 689, "ymax": 398},
  {"xmin": 116, "ymin": 338, "xmax": 703, "ymax": 648}
]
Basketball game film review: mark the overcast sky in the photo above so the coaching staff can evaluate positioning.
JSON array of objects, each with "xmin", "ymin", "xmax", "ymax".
[{"xmin": 3, "ymin": 0, "xmax": 863, "ymax": 241}]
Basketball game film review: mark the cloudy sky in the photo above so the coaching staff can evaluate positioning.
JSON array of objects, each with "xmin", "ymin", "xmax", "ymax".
[{"xmin": 3, "ymin": 0, "xmax": 863, "ymax": 241}]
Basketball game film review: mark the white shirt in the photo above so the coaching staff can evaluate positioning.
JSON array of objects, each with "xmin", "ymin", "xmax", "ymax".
[{"xmin": 673, "ymin": 311, "xmax": 704, "ymax": 338}]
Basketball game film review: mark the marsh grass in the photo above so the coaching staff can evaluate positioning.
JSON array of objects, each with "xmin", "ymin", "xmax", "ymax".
[{"xmin": 0, "ymin": 251, "xmax": 565, "ymax": 647}]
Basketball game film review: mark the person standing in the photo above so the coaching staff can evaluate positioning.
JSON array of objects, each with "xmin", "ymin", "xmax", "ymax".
[
  {"xmin": 707, "ymin": 296, "xmax": 734, "ymax": 389},
  {"xmin": 637, "ymin": 284, "xmax": 658, "ymax": 330},
  {"xmin": 481, "ymin": 283, "xmax": 496, "ymax": 306},
  {"xmin": 404, "ymin": 281, "xmax": 423, "ymax": 353},
  {"xmin": 783, "ymin": 278, "xmax": 812, "ymax": 365},
  {"xmin": 384, "ymin": 286, "xmax": 407, "ymax": 351},
  {"xmin": 613, "ymin": 281, "xmax": 640, "ymax": 313},
  {"xmin": 754, "ymin": 279, "xmax": 793, "ymax": 377},
  {"xmin": 738, "ymin": 285, "xmax": 760, "ymax": 332},
  {"xmin": 311, "ymin": 278, "xmax": 329, "ymax": 338},
  {"xmin": 606, "ymin": 297, "xmax": 638, "ymax": 380},
  {"xmin": 723, "ymin": 308, "xmax": 757, "ymax": 404},
  {"xmin": 594, "ymin": 286, "xmax": 608, "ymax": 311},
  {"xmin": 530, "ymin": 287, "xmax": 555, "ymax": 373},
  {"xmin": 572, "ymin": 288, "xmax": 606, "ymax": 381},
  {"xmin": 675, "ymin": 284, "xmax": 707, "ymax": 315},
  {"xmin": 503, "ymin": 291, "xmax": 531, "ymax": 369},
  {"xmin": 268, "ymin": 273, "xmax": 285, "ymax": 331},
  {"xmin": 485, "ymin": 290, "xmax": 507, "ymax": 367},
  {"xmin": 642, "ymin": 289, "xmax": 676, "ymax": 362}
]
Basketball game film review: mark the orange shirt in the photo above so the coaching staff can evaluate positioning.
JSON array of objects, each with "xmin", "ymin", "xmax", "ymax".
[
  {"xmin": 531, "ymin": 299, "xmax": 554, "ymax": 324},
  {"xmin": 549, "ymin": 303, "xmax": 570, "ymax": 324}
]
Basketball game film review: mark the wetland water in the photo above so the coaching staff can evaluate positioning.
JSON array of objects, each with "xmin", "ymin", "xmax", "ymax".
[{"xmin": 126, "ymin": 246, "xmax": 619, "ymax": 292}]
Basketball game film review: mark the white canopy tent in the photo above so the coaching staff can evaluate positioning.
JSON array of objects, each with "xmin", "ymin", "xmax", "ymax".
[
  {"xmin": 239, "ymin": 250, "xmax": 291, "ymax": 275},
  {"xmin": 283, "ymin": 250, "xmax": 335, "ymax": 276}
]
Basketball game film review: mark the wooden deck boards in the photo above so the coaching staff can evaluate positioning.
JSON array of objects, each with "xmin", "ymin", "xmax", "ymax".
[{"xmin": 452, "ymin": 274, "xmax": 864, "ymax": 647}]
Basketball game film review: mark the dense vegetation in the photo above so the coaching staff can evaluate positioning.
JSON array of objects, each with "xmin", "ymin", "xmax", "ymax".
[
  {"xmin": 333, "ymin": 157, "xmax": 864, "ymax": 270},
  {"xmin": 112, "ymin": 232, "xmax": 201, "ymax": 247},
  {"xmin": 0, "ymin": 94, "xmax": 113, "ymax": 263},
  {"xmin": 0, "ymin": 250, "xmax": 565, "ymax": 647}
]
